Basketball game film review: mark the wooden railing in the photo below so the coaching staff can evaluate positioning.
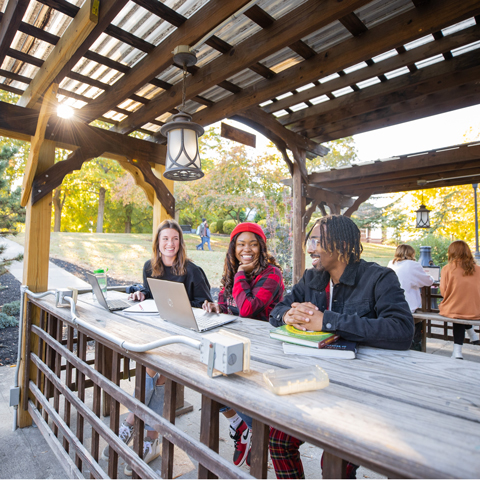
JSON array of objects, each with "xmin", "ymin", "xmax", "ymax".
[{"xmin": 23, "ymin": 295, "xmax": 257, "ymax": 479}]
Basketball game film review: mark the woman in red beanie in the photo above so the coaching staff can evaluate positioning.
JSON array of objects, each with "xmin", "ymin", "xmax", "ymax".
[{"xmin": 203, "ymin": 222, "xmax": 285, "ymax": 468}]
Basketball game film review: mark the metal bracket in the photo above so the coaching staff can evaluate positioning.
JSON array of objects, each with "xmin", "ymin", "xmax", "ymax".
[
  {"xmin": 206, "ymin": 342, "xmax": 215, "ymax": 378},
  {"xmin": 302, "ymin": 183, "xmax": 308, "ymax": 198}
]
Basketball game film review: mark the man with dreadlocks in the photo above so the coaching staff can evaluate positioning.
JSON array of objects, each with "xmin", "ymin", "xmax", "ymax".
[{"xmin": 268, "ymin": 214, "xmax": 414, "ymax": 479}]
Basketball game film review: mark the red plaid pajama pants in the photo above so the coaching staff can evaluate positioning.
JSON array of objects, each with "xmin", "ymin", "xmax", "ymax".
[{"xmin": 269, "ymin": 427, "xmax": 359, "ymax": 479}]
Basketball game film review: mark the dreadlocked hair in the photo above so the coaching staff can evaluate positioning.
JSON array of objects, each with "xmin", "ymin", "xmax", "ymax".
[
  {"xmin": 307, "ymin": 214, "xmax": 363, "ymax": 264},
  {"xmin": 151, "ymin": 219, "xmax": 188, "ymax": 277},
  {"xmin": 221, "ymin": 232, "xmax": 281, "ymax": 299}
]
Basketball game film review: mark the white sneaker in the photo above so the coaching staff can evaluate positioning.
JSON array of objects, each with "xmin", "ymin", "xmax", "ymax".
[
  {"xmin": 124, "ymin": 437, "xmax": 161, "ymax": 476},
  {"xmin": 466, "ymin": 328, "xmax": 480, "ymax": 345},
  {"xmin": 451, "ymin": 344, "xmax": 463, "ymax": 360},
  {"xmin": 101, "ymin": 422, "xmax": 134, "ymax": 460}
]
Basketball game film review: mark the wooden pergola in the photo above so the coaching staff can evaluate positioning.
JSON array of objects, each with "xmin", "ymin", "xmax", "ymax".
[{"xmin": 0, "ymin": 0, "xmax": 479, "ymax": 428}]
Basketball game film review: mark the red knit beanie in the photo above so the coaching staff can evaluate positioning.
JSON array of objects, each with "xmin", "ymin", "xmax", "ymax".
[{"xmin": 230, "ymin": 222, "xmax": 267, "ymax": 243}]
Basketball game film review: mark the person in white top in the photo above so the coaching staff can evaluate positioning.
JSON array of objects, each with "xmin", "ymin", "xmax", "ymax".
[{"xmin": 388, "ymin": 244, "xmax": 434, "ymax": 313}]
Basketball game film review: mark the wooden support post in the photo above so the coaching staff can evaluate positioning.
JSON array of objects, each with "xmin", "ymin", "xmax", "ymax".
[
  {"xmin": 292, "ymin": 151, "xmax": 307, "ymax": 284},
  {"xmin": 152, "ymin": 164, "xmax": 174, "ymax": 238},
  {"xmin": 198, "ymin": 395, "xmax": 220, "ymax": 479},
  {"xmin": 250, "ymin": 419, "xmax": 269, "ymax": 478},
  {"xmin": 17, "ymin": 135, "xmax": 55, "ymax": 428},
  {"xmin": 162, "ymin": 379, "xmax": 177, "ymax": 480},
  {"xmin": 322, "ymin": 451, "xmax": 349, "ymax": 479}
]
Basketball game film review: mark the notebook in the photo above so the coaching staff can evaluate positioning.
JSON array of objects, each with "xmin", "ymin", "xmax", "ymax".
[
  {"xmin": 86, "ymin": 272, "xmax": 133, "ymax": 311},
  {"xmin": 147, "ymin": 278, "xmax": 238, "ymax": 332}
]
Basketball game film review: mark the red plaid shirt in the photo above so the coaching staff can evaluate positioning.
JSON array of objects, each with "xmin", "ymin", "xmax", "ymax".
[{"xmin": 218, "ymin": 264, "xmax": 284, "ymax": 321}]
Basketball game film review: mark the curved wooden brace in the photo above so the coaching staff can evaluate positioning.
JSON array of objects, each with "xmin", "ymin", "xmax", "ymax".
[
  {"xmin": 116, "ymin": 159, "xmax": 155, "ymax": 206},
  {"xmin": 32, "ymin": 146, "xmax": 103, "ymax": 205}
]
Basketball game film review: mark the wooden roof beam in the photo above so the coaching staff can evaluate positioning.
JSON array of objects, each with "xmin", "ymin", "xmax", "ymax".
[
  {"xmin": 308, "ymin": 142, "xmax": 480, "ymax": 184},
  {"xmin": 18, "ymin": 0, "xmax": 99, "ymax": 108},
  {"xmin": 311, "ymin": 81, "xmax": 480, "ymax": 143},
  {"xmin": 191, "ymin": 0, "xmax": 480, "ymax": 128},
  {"xmin": 293, "ymin": 50, "xmax": 480, "ymax": 134},
  {"xmin": 77, "ymin": 0, "xmax": 253, "ymax": 124},
  {"xmin": 262, "ymin": 23, "xmax": 480, "ymax": 114},
  {"xmin": 0, "ymin": 0, "xmax": 30, "ymax": 67},
  {"xmin": 0, "ymin": 100, "xmax": 166, "ymax": 165},
  {"xmin": 113, "ymin": 0, "xmax": 373, "ymax": 135},
  {"xmin": 306, "ymin": 186, "xmax": 355, "ymax": 209},
  {"xmin": 238, "ymin": 107, "xmax": 329, "ymax": 158}
]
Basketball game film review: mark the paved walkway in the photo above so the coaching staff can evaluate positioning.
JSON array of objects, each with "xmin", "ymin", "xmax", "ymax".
[{"xmin": 1, "ymin": 237, "xmax": 89, "ymax": 290}]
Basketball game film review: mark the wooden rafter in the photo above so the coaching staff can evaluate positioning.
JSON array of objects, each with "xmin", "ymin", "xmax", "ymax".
[
  {"xmin": 21, "ymin": 84, "xmax": 58, "ymax": 207},
  {"xmin": 295, "ymin": 50, "xmax": 480, "ymax": 135},
  {"xmin": 311, "ymin": 80, "xmax": 480, "ymax": 142},
  {"xmin": 113, "ymin": 0, "xmax": 372, "ymax": 135},
  {"xmin": 18, "ymin": 0, "xmax": 99, "ymax": 108},
  {"xmin": 305, "ymin": 186, "xmax": 355, "ymax": 209},
  {"xmin": 77, "ymin": 0, "xmax": 252, "ymax": 124},
  {"xmin": 0, "ymin": 0, "xmax": 30, "ymax": 68},
  {"xmin": 191, "ymin": 0, "xmax": 480, "ymax": 128},
  {"xmin": 261, "ymin": 23, "xmax": 480, "ymax": 115}
]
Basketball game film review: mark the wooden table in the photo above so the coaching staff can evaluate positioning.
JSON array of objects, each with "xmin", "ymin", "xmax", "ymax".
[{"xmin": 25, "ymin": 293, "xmax": 480, "ymax": 479}]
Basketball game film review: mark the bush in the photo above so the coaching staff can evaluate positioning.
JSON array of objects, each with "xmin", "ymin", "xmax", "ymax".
[
  {"xmin": 410, "ymin": 234, "xmax": 451, "ymax": 268},
  {"xmin": 223, "ymin": 219, "xmax": 237, "ymax": 235},
  {"xmin": 216, "ymin": 219, "xmax": 224, "ymax": 234},
  {"xmin": 257, "ymin": 219, "xmax": 267, "ymax": 229},
  {"xmin": 0, "ymin": 312, "xmax": 18, "ymax": 328},
  {"xmin": 209, "ymin": 221, "xmax": 218, "ymax": 234},
  {"xmin": 2, "ymin": 300, "xmax": 20, "ymax": 316}
]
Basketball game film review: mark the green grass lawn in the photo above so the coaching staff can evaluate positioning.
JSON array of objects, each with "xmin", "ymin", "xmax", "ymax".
[{"xmin": 10, "ymin": 233, "xmax": 395, "ymax": 287}]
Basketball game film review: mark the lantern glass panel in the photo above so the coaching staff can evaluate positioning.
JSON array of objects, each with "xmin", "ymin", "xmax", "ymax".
[
  {"xmin": 184, "ymin": 128, "xmax": 199, "ymax": 164},
  {"xmin": 167, "ymin": 129, "xmax": 183, "ymax": 164}
]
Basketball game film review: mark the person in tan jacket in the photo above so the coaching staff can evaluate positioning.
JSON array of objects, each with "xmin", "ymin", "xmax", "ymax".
[{"xmin": 439, "ymin": 240, "xmax": 480, "ymax": 359}]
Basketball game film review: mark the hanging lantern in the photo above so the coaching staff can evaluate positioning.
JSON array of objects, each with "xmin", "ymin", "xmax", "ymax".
[
  {"xmin": 415, "ymin": 204, "xmax": 430, "ymax": 228},
  {"xmin": 161, "ymin": 46, "xmax": 204, "ymax": 181}
]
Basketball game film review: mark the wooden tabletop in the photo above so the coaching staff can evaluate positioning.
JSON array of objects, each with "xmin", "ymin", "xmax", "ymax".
[{"xmin": 32, "ymin": 292, "xmax": 480, "ymax": 479}]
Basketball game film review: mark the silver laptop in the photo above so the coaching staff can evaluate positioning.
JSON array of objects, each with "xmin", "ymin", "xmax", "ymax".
[
  {"xmin": 147, "ymin": 278, "xmax": 238, "ymax": 332},
  {"xmin": 86, "ymin": 272, "xmax": 133, "ymax": 311}
]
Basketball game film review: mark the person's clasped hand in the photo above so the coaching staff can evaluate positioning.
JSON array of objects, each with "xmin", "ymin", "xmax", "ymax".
[
  {"xmin": 237, "ymin": 257, "xmax": 258, "ymax": 274},
  {"xmin": 202, "ymin": 300, "xmax": 222, "ymax": 313},
  {"xmin": 129, "ymin": 291, "xmax": 145, "ymax": 302},
  {"xmin": 284, "ymin": 302, "xmax": 324, "ymax": 331}
]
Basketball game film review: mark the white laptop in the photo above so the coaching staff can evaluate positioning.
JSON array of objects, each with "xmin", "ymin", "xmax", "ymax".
[
  {"xmin": 147, "ymin": 278, "xmax": 238, "ymax": 332},
  {"xmin": 86, "ymin": 272, "xmax": 133, "ymax": 312}
]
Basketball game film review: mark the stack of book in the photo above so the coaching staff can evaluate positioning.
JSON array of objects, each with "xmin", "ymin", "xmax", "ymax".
[{"xmin": 269, "ymin": 324, "xmax": 357, "ymax": 359}]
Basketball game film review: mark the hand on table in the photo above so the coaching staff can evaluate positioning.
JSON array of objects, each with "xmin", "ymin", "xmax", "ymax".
[
  {"xmin": 284, "ymin": 302, "xmax": 324, "ymax": 331},
  {"xmin": 202, "ymin": 300, "xmax": 222, "ymax": 313},
  {"xmin": 128, "ymin": 291, "xmax": 145, "ymax": 302}
]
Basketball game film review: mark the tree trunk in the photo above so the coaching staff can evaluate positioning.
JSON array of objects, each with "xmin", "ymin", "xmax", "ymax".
[
  {"xmin": 53, "ymin": 189, "xmax": 63, "ymax": 232},
  {"xmin": 124, "ymin": 203, "xmax": 133, "ymax": 233},
  {"xmin": 96, "ymin": 187, "xmax": 106, "ymax": 233}
]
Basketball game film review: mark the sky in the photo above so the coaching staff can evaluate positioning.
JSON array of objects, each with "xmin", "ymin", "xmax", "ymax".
[{"xmin": 225, "ymin": 103, "xmax": 480, "ymax": 163}]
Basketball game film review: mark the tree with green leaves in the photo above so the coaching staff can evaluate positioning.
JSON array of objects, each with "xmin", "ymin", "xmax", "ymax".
[
  {"xmin": 0, "ymin": 145, "xmax": 25, "ymax": 275},
  {"xmin": 307, "ymin": 136, "xmax": 358, "ymax": 174}
]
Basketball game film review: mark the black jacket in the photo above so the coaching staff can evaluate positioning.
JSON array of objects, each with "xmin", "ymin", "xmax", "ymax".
[
  {"xmin": 270, "ymin": 259, "xmax": 414, "ymax": 350},
  {"xmin": 141, "ymin": 259, "xmax": 212, "ymax": 308}
]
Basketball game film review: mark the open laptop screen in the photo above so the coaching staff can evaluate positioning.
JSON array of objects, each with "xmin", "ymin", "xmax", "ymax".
[{"xmin": 423, "ymin": 266, "xmax": 440, "ymax": 282}]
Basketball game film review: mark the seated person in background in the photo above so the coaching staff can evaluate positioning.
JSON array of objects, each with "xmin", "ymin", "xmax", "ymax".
[
  {"xmin": 388, "ymin": 244, "xmax": 434, "ymax": 350},
  {"xmin": 439, "ymin": 240, "xmax": 480, "ymax": 359},
  {"xmin": 269, "ymin": 214, "xmax": 414, "ymax": 480},
  {"xmin": 203, "ymin": 222, "xmax": 284, "ymax": 467},
  {"xmin": 102, "ymin": 219, "xmax": 212, "ymax": 475}
]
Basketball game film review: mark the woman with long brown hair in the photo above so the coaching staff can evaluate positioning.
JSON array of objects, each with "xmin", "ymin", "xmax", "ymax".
[
  {"xmin": 439, "ymin": 240, "xmax": 480, "ymax": 359},
  {"xmin": 102, "ymin": 219, "xmax": 212, "ymax": 474},
  {"xmin": 203, "ymin": 222, "xmax": 284, "ymax": 468}
]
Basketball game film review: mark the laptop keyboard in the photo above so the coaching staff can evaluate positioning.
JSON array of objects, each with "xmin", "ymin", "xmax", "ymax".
[
  {"xmin": 193, "ymin": 311, "xmax": 228, "ymax": 330},
  {"xmin": 107, "ymin": 299, "xmax": 131, "ymax": 310}
]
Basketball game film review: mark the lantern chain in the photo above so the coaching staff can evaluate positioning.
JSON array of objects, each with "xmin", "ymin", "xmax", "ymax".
[{"xmin": 181, "ymin": 63, "xmax": 187, "ymax": 111}]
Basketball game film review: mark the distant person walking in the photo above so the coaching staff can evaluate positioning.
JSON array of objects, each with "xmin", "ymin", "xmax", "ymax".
[
  {"xmin": 388, "ymin": 244, "xmax": 434, "ymax": 351},
  {"xmin": 439, "ymin": 240, "xmax": 480, "ymax": 359},
  {"xmin": 196, "ymin": 218, "xmax": 208, "ymax": 250}
]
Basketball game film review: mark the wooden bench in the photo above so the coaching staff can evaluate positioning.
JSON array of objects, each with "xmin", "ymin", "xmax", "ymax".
[{"xmin": 413, "ymin": 311, "xmax": 480, "ymax": 348}]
